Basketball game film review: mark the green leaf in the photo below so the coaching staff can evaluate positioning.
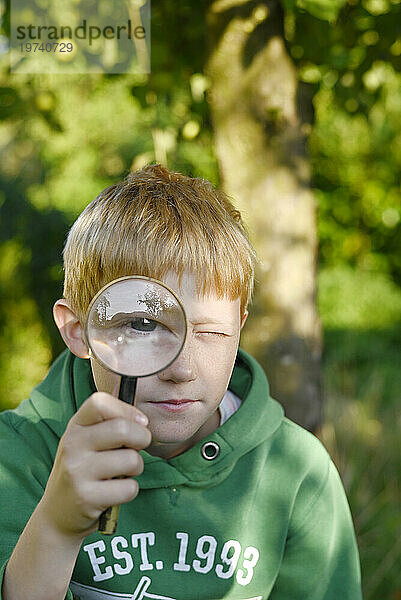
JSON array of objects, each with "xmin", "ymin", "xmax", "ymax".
[{"xmin": 281, "ymin": 0, "xmax": 347, "ymax": 22}]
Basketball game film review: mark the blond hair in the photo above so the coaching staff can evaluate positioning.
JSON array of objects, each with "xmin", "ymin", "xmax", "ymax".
[{"xmin": 63, "ymin": 164, "xmax": 256, "ymax": 321}]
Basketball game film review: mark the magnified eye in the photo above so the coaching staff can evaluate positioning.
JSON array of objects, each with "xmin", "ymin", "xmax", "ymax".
[{"xmin": 129, "ymin": 317, "xmax": 158, "ymax": 332}]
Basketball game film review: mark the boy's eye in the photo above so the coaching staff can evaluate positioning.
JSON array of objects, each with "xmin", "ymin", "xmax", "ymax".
[
  {"xmin": 128, "ymin": 317, "xmax": 158, "ymax": 332},
  {"xmin": 196, "ymin": 331, "xmax": 227, "ymax": 338}
]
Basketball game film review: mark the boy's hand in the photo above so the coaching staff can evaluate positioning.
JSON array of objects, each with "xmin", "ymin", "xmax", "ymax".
[{"xmin": 39, "ymin": 392, "xmax": 151, "ymax": 538}]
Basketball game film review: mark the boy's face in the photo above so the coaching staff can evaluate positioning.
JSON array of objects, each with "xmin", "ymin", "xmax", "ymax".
[{"xmin": 90, "ymin": 271, "xmax": 247, "ymax": 459}]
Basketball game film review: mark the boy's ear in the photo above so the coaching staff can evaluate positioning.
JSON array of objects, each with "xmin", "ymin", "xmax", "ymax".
[
  {"xmin": 53, "ymin": 299, "xmax": 90, "ymax": 359},
  {"xmin": 240, "ymin": 310, "xmax": 248, "ymax": 331}
]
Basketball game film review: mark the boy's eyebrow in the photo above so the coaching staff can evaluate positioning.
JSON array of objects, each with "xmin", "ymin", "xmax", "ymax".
[{"xmin": 188, "ymin": 317, "xmax": 232, "ymax": 326}]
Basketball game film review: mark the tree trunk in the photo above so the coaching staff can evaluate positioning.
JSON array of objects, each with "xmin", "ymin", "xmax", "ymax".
[{"xmin": 206, "ymin": 0, "xmax": 322, "ymax": 432}]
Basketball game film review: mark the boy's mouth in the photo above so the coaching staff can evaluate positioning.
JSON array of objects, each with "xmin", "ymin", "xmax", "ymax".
[{"xmin": 147, "ymin": 399, "xmax": 198, "ymax": 412}]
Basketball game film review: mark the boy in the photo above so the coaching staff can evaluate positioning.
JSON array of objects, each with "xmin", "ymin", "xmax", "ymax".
[{"xmin": 0, "ymin": 164, "xmax": 362, "ymax": 599}]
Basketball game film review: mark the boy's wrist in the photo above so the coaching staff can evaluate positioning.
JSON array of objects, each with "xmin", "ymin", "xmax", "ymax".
[{"xmin": 35, "ymin": 496, "xmax": 90, "ymax": 547}]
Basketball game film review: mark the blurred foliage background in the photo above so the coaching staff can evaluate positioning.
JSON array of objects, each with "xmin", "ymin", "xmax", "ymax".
[{"xmin": 1, "ymin": 0, "xmax": 400, "ymax": 598}]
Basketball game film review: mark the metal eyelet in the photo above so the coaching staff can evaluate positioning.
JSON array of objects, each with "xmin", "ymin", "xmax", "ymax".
[{"xmin": 201, "ymin": 441, "xmax": 220, "ymax": 461}]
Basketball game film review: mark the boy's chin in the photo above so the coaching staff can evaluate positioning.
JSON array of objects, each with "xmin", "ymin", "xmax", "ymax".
[
  {"xmin": 148, "ymin": 411, "xmax": 220, "ymax": 449},
  {"xmin": 149, "ymin": 427, "xmax": 199, "ymax": 447}
]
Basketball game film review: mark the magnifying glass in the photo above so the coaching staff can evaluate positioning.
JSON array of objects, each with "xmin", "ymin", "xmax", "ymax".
[{"xmin": 84, "ymin": 276, "xmax": 187, "ymax": 535}]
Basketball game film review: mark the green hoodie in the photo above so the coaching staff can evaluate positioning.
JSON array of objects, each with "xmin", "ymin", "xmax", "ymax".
[{"xmin": 0, "ymin": 348, "xmax": 362, "ymax": 600}]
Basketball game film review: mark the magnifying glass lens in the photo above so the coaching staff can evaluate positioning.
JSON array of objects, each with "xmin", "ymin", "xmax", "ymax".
[{"xmin": 85, "ymin": 278, "xmax": 187, "ymax": 378}]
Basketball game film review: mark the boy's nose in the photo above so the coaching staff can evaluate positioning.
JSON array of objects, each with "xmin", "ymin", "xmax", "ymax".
[{"xmin": 157, "ymin": 347, "xmax": 197, "ymax": 383}]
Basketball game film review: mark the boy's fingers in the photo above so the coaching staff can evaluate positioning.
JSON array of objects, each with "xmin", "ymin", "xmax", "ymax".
[
  {"xmin": 93, "ymin": 478, "xmax": 140, "ymax": 510},
  {"xmin": 74, "ymin": 392, "xmax": 148, "ymax": 427},
  {"xmin": 85, "ymin": 418, "xmax": 152, "ymax": 451},
  {"xmin": 89, "ymin": 448, "xmax": 144, "ymax": 480}
]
